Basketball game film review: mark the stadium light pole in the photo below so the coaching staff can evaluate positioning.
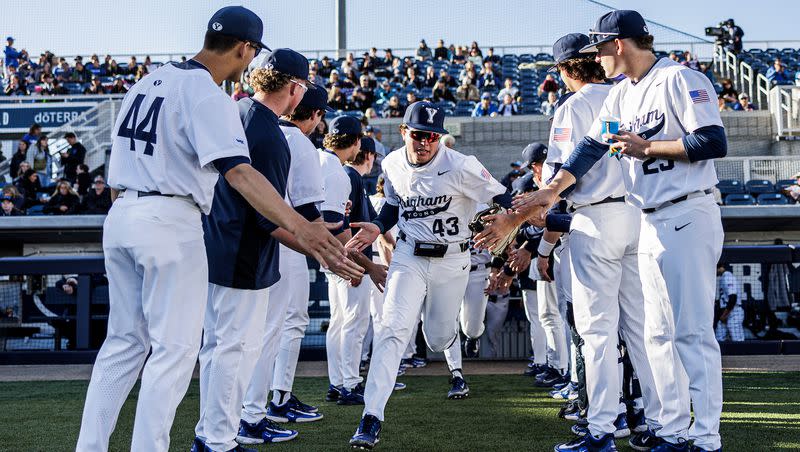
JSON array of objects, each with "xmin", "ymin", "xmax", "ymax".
[{"xmin": 336, "ymin": 0, "xmax": 346, "ymax": 58}]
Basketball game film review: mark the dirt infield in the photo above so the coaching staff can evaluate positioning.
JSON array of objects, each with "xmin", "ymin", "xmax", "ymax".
[{"xmin": 1, "ymin": 355, "xmax": 798, "ymax": 382}]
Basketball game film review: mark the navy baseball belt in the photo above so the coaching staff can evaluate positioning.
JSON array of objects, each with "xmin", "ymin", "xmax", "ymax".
[
  {"xmin": 119, "ymin": 189, "xmax": 174, "ymax": 198},
  {"xmin": 568, "ymin": 196, "xmax": 625, "ymax": 213},
  {"xmin": 642, "ymin": 189, "xmax": 714, "ymax": 214}
]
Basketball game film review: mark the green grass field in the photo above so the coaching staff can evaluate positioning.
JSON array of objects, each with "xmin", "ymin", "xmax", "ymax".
[{"xmin": 1, "ymin": 371, "xmax": 799, "ymax": 451}]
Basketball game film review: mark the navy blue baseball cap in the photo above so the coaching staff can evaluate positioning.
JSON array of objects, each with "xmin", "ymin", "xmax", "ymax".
[
  {"xmin": 403, "ymin": 101, "xmax": 448, "ymax": 134},
  {"xmin": 329, "ymin": 115, "xmax": 363, "ymax": 135},
  {"xmin": 365, "ymin": 125, "xmax": 381, "ymax": 133},
  {"xmin": 300, "ymin": 82, "xmax": 333, "ymax": 112},
  {"xmin": 549, "ymin": 33, "xmax": 593, "ymax": 72},
  {"xmin": 521, "ymin": 143, "xmax": 548, "ymax": 166},
  {"xmin": 208, "ymin": 6, "xmax": 269, "ymax": 52},
  {"xmin": 5, "ymin": 36, "xmax": 13, "ymax": 42},
  {"xmin": 262, "ymin": 48, "xmax": 309, "ymax": 80},
  {"xmin": 512, "ymin": 172, "xmax": 536, "ymax": 195},
  {"xmin": 360, "ymin": 136, "xmax": 376, "ymax": 153},
  {"xmin": 580, "ymin": 10, "xmax": 649, "ymax": 53}
]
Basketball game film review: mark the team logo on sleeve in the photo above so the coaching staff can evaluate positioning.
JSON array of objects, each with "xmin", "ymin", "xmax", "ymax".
[
  {"xmin": 689, "ymin": 89, "xmax": 710, "ymax": 104},
  {"xmin": 399, "ymin": 195, "xmax": 452, "ymax": 219}
]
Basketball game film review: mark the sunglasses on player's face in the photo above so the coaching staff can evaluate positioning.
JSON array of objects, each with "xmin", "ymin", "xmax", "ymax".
[{"xmin": 408, "ymin": 130, "xmax": 441, "ymax": 143}]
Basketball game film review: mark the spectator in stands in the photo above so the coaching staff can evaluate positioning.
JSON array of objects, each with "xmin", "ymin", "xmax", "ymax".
[
  {"xmin": 125, "ymin": 56, "xmax": 138, "ymax": 75},
  {"xmin": 360, "ymin": 52, "xmax": 376, "ymax": 74},
  {"xmin": 31, "ymin": 135, "xmax": 53, "ymax": 185},
  {"xmin": 669, "ymin": 52, "xmax": 681, "ymax": 63},
  {"xmin": 10, "ymin": 140, "xmax": 28, "ymax": 181},
  {"xmin": 309, "ymin": 68, "xmax": 324, "ymax": 87},
  {"xmin": 326, "ymin": 70, "xmax": 342, "ymax": 88},
  {"xmin": 319, "ymin": 56, "xmax": 334, "ymax": 77},
  {"xmin": 83, "ymin": 76, "xmax": 106, "ymax": 95},
  {"xmin": 375, "ymin": 79, "xmax": 394, "ymax": 102},
  {"xmin": 365, "ymin": 125, "xmax": 386, "ymax": 156},
  {"xmin": 4, "ymin": 36, "xmax": 22, "ymax": 69},
  {"xmin": 472, "ymin": 93, "xmax": 498, "ymax": 117},
  {"xmin": 2, "ymin": 185, "xmax": 25, "ymax": 211},
  {"xmin": 719, "ymin": 78, "xmax": 739, "ymax": 105},
  {"xmin": 69, "ymin": 62, "xmax": 88, "ymax": 84},
  {"xmin": 39, "ymin": 73, "xmax": 57, "ymax": 95},
  {"xmin": 416, "ymin": 39, "xmax": 433, "ymax": 61},
  {"xmin": 734, "ymin": 93, "xmax": 756, "ymax": 111},
  {"xmin": 364, "ymin": 108, "xmax": 378, "ymax": 120},
  {"xmin": 109, "ymin": 76, "xmax": 128, "ymax": 94},
  {"xmin": 457, "ymin": 77, "xmax": 480, "ymax": 101},
  {"xmin": 718, "ymin": 95, "xmax": 732, "ymax": 112},
  {"xmin": 439, "ymin": 68, "xmax": 457, "ymax": 87},
  {"xmin": 383, "ymin": 95, "xmax": 405, "ymax": 118},
  {"xmin": 699, "ymin": 62, "xmax": 716, "ymax": 85},
  {"xmin": 16, "ymin": 168, "xmax": 41, "ymax": 209},
  {"xmin": 43, "ymin": 180, "xmax": 79, "ymax": 215},
  {"xmin": 14, "ymin": 161, "xmax": 31, "ymax": 182},
  {"xmin": 342, "ymin": 67, "xmax": 360, "ymax": 88},
  {"xmin": 404, "ymin": 67, "xmax": 423, "ymax": 90},
  {"xmin": 55, "ymin": 60, "xmax": 72, "ymax": 83},
  {"xmin": 723, "ymin": 19, "xmax": 744, "ymax": 54},
  {"xmin": 231, "ymin": 82, "xmax": 249, "ymax": 101},
  {"xmin": 451, "ymin": 46, "xmax": 467, "ymax": 65},
  {"xmin": 327, "ymin": 86, "xmax": 352, "ymax": 111},
  {"xmin": 4, "ymin": 74, "xmax": 27, "ymax": 96},
  {"xmin": 423, "ymin": 66, "xmax": 438, "ymax": 88},
  {"xmin": 432, "ymin": 78, "xmax": 456, "ymax": 103},
  {"xmin": 80, "ymin": 175, "xmax": 112, "ymax": 215},
  {"xmin": 358, "ymin": 75, "xmax": 375, "ymax": 100},
  {"xmin": 1, "ymin": 194, "xmax": 24, "ymax": 216},
  {"xmin": 405, "ymin": 91, "xmax": 418, "ymax": 106},
  {"xmin": 309, "ymin": 119, "xmax": 327, "ymax": 149},
  {"xmin": 351, "ymin": 87, "xmax": 373, "ymax": 112},
  {"xmin": 85, "ymin": 54, "xmax": 102, "ymax": 75},
  {"xmin": 496, "ymin": 94, "xmax": 519, "ymax": 116},
  {"xmin": 22, "ymin": 123, "xmax": 42, "ymax": 145},
  {"xmin": 134, "ymin": 64, "xmax": 148, "ymax": 81},
  {"xmin": 766, "ymin": 58, "xmax": 792, "ymax": 85},
  {"xmin": 434, "ymin": 39, "xmax": 449, "ymax": 60},
  {"xmin": 478, "ymin": 61, "xmax": 498, "ymax": 89},
  {"xmin": 467, "ymin": 48, "xmax": 483, "ymax": 66},
  {"xmin": 144, "ymin": 55, "xmax": 155, "ymax": 73},
  {"xmin": 459, "ymin": 61, "xmax": 478, "ymax": 84},
  {"xmin": 61, "ymin": 132, "xmax": 87, "ymax": 183},
  {"xmin": 470, "ymin": 41, "xmax": 483, "ymax": 57},
  {"xmin": 497, "ymin": 77, "xmax": 519, "ymax": 101},
  {"xmin": 682, "ymin": 51, "xmax": 700, "ymax": 71},
  {"xmin": 484, "ymin": 47, "xmax": 501, "ymax": 65},
  {"xmin": 781, "ymin": 172, "xmax": 800, "ymax": 202},
  {"xmin": 541, "ymin": 91, "xmax": 558, "ymax": 115},
  {"xmin": 538, "ymin": 73, "xmax": 559, "ymax": 97}
]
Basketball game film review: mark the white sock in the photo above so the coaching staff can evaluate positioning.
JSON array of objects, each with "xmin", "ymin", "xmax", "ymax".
[{"xmin": 451, "ymin": 369, "xmax": 463, "ymax": 379}]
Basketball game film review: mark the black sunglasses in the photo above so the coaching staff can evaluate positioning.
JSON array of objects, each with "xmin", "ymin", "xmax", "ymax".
[
  {"xmin": 246, "ymin": 41, "xmax": 263, "ymax": 57},
  {"xmin": 408, "ymin": 130, "xmax": 441, "ymax": 143}
]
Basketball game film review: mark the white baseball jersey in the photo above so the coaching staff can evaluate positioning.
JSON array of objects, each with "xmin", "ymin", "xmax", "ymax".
[
  {"xmin": 382, "ymin": 145, "xmax": 506, "ymax": 243},
  {"xmin": 280, "ymin": 124, "xmax": 324, "ymax": 208},
  {"xmin": 587, "ymin": 57, "xmax": 722, "ymax": 209},
  {"xmin": 107, "ymin": 61, "xmax": 249, "ymax": 214},
  {"xmin": 547, "ymin": 83, "xmax": 625, "ymax": 205},
  {"xmin": 318, "ymin": 150, "xmax": 350, "ymax": 216},
  {"xmin": 717, "ymin": 271, "xmax": 740, "ymax": 309}
]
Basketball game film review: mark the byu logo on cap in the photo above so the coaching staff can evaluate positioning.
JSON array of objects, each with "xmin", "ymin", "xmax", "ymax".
[
  {"xmin": 643, "ymin": 25, "xmax": 649, "ymax": 33},
  {"xmin": 212, "ymin": 22, "xmax": 223, "ymax": 31},
  {"xmin": 425, "ymin": 107, "xmax": 438, "ymax": 124}
]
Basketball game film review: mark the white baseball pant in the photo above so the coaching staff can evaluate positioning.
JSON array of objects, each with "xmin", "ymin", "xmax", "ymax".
[
  {"xmin": 196, "ymin": 283, "xmax": 269, "ymax": 451},
  {"xmin": 241, "ymin": 245, "xmax": 301, "ymax": 424},
  {"xmin": 715, "ymin": 305, "xmax": 745, "ymax": 342},
  {"xmin": 485, "ymin": 294, "xmax": 510, "ymax": 357},
  {"xmin": 77, "ymin": 195, "xmax": 206, "ymax": 452},
  {"xmin": 443, "ymin": 268, "xmax": 490, "ymax": 370},
  {"xmin": 536, "ymin": 278, "xmax": 569, "ymax": 372},
  {"xmin": 363, "ymin": 240, "xmax": 469, "ymax": 420},
  {"xmin": 270, "ymin": 249, "xmax": 311, "ymax": 394},
  {"xmin": 325, "ymin": 273, "xmax": 372, "ymax": 389},
  {"xmin": 568, "ymin": 202, "xmax": 663, "ymax": 438},
  {"xmin": 639, "ymin": 195, "xmax": 724, "ymax": 450},
  {"xmin": 523, "ymin": 289, "xmax": 548, "ymax": 365}
]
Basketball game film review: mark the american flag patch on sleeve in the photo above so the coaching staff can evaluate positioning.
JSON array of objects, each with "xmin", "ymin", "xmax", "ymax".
[
  {"xmin": 689, "ymin": 89, "xmax": 710, "ymax": 104},
  {"xmin": 553, "ymin": 127, "xmax": 571, "ymax": 142},
  {"xmin": 480, "ymin": 168, "xmax": 491, "ymax": 180}
]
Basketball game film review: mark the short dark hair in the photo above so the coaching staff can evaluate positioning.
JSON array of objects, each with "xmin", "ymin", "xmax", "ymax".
[
  {"xmin": 64, "ymin": 132, "xmax": 76, "ymax": 139},
  {"xmin": 285, "ymin": 105, "xmax": 321, "ymax": 122},
  {"xmin": 323, "ymin": 133, "xmax": 361, "ymax": 150},
  {"xmin": 203, "ymin": 31, "xmax": 242, "ymax": 54},
  {"xmin": 29, "ymin": 123, "xmax": 41, "ymax": 134},
  {"xmin": 351, "ymin": 148, "xmax": 375, "ymax": 166},
  {"xmin": 630, "ymin": 35, "xmax": 654, "ymax": 51},
  {"xmin": 557, "ymin": 57, "xmax": 606, "ymax": 83}
]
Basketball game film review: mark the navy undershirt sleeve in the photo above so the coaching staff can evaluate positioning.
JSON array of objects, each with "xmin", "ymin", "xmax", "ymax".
[
  {"xmin": 212, "ymin": 155, "xmax": 251, "ymax": 176},
  {"xmin": 561, "ymin": 137, "xmax": 607, "ymax": 181},
  {"xmin": 294, "ymin": 202, "xmax": 321, "ymax": 222},
  {"xmin": 545, "ymin": 213, "xmax": 572, "ymax": 233},
  {"xmin": 682, "ymin": 125, "xmax": 727, "ymax": 162},
  {"xmin": 492, "ymin": 192, "xmax": 513, "ymax": 209},
  {"xmin": 323, "ymin": 210, "xmax": 347, "ymax": 235},
  {"xmin": 372, "ymin": 204, "xmax": 399, "ymax": 234}
]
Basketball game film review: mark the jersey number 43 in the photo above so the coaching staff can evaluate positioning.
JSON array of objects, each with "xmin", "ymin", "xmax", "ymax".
[{"xmin": 117, "ymin": 94, "xmax": 165, "ymax": 156}]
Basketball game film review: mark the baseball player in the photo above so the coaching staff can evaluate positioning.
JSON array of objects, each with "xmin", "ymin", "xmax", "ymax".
[
  {"xmin": 235, "ymin": 82, "xmax": 332, "ymax": 442},
  {"xmin": 716, "ymin": 263, "xmax": 743, "ymax": 342},
  {"xmin": 76, "ymin": 8, "xmax": 354, "ymax": 451},
  {"xmin": 322, "ymin": 118, "xmax": 388, "ymax": 406},
  {"xmin": 196, "ymin": 49, "xmax": 324, "ymax": 451},
  {"xmin": 344, "ymin": 101, "xmax": 508, "ymax": 449},
  {"xmin": 507, "ymin": 12, "xmax": 727, "ymax": 451},
  {"xmin": 266, "ymin": 83, "xmax": 336, "ymax": 424}
]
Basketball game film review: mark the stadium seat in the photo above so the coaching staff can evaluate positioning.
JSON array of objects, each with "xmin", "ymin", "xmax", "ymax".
[
  {"xmin": 745, "ymin": 179, "xmax": 775, "ymax": 194},
  {"xmin": 716, "ymin": 179, "xmax": 745, "ymax": 195},
  {"xmin": 724, "ymin": 194, "xmax": 756, "ymax": 206},
  {"xmin": 776, "ymin": 179, "xmax": 797, "ymax": 192},
  {"xmin": 756, "ymin": 193, "xmax": 789, "ymax": 205}
]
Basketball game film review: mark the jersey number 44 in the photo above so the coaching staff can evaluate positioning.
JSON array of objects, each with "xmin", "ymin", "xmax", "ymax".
[{"xmin": 117, "ymin": 94, "xmax": 165, "ymax": 156}]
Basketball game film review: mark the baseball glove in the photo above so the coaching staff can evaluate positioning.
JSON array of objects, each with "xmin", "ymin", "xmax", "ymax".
[{"xmin": 468, "ymin": 204, "xmax": 520, "ymax": 257}]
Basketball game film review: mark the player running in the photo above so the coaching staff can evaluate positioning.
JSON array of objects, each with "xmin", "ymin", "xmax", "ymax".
[{"xmin": 344, "ymin": 101, "xmax": 508, "ymax": 449}]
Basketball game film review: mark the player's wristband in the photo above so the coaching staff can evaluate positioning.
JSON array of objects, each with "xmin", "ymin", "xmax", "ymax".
[
  {"xmin": 502, "ymin": 265, "xmax": 515, "ymax": 277},
  {"xmin": 537, "ymin": 238, "xmax": 556, "ymax": 257}
]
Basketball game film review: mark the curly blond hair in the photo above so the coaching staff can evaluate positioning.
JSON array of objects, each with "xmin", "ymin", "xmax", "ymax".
[{"xmin": 248, "ymin": 68, "xmax": 292, "ymax": 94}]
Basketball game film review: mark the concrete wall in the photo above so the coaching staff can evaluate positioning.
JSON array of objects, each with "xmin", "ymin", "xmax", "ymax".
[{"xmin": 368, "ymin": 111, "xmax": 795, "ymax": 178}]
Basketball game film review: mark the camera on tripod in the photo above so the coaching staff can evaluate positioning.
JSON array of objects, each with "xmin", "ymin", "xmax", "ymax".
[{"xmin": 705, "ymin": 19, "xmax": 733, "ymax": 46}]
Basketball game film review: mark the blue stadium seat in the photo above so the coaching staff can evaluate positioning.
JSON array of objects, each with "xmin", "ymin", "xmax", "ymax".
[
  {"xmin": 756, "ymin": 193, "xmax": 789, "ymax": 205},
  {"xmin": 776, "ymin": 179, "xmax": 797, "ymax": 192},
  {"xmin": 724, "ymin": 194, "xmax": 756, "ymax": 206},
  {"xmin": 716, "ymin": 179, "xmax": 745, "ymax": 195},
  {"xmin": 745, "ymin": 179, "xmax": 775, "ymax": 194}
]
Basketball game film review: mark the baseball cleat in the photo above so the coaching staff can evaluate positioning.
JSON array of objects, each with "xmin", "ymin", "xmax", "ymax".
[
  {"xmin": 550, "ymin": 382, "xmax": 576, "ymax": 399},
  {"xmin": 628, "ymin": 429, "xmax": 662, "ymax": 451},
  {"xmin": 536, "ymin": 368, "xmax": 570, "ymax": 388},
  {"xmin": 236, "ymin": 417, "xmax": 298, "ymax": 444},
  {"xmin": 649, "ymin": 440, "xmax": 690, "ymax": 451},
  {"xmin": 192, "ymin": 436, "xmax": 257, "ymax": 452},
  {"xmin": 349, "ymin": 414, "xmax": 382, "ymax": 449},
  {"xmin": 288, "ymin": 393, "xmax": 319, "ymax": 414},
  {"xmin": 266, "ymin": 401, "xmax": 323, "ymax": 423},
  {"xmin": 447, "ymin": 376, "xmax": 470, "ymax": 399},
  {"xmin": 325, "ymin": 384, "xmax": 342, "ymax": 402},
  {"xmin": 524, "ymin": 363, "xmax": 548, "ymax": 377},
  {"xmin": 559, "ymin": 400, "xmax": 585, "ymax": 421},
  {"xmin": 393, "ymin": 382, "xmax": 407, "ymax": 391},
  {"xmin": 338, "ymin": 383, "xmax": 365, "ymax": 405},
  {"xmin": 629, "ymin": 408, "xmax": 647, "ymax": 433},
  {"xmin": 613, "ymin": 412, "xmax": 631, "ymax": 438},
  {"xmin": 397, "ymin": 366, "xmax": 406, "ymax": 377},
  {"xmin": 554, "ymin": 432, "xmax": 617, "ymax": 451},
  {"xmin": 464, "ymin": 337, "xmax": 480, "ymax": 358},
  {"xmin": 400, "ymin": 357, "xmax": 428, "ymax": 368}
]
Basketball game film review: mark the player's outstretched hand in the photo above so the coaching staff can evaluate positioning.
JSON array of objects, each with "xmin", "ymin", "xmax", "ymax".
[
  {"xmin": 536, "ymin": 255, "xmax": 552, "ymax": 282},
  {"xmin": 473, "ymin": 213, "xmax": 517, "ymax": 252},
  {"xmin": 297, "ymin": 221, "xmax": 364, "ymax": 279},
  {"xmin": 605, "ymin": 131, "xmax": 649, "ymax": 159},
  {"xmin": 367, "ymin": 262, "xmax": 389, "ymax": 293},
  {"xmin": 512, "ymin": 189, "xmax": 558, "ymax": 226},
  {"xmin": 508, "ymin": 248, "xmax": 532, "ymax": 273},
  {"xmin": 345, "ymin": 222, "xmax": 381, "ymax": 252}
]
